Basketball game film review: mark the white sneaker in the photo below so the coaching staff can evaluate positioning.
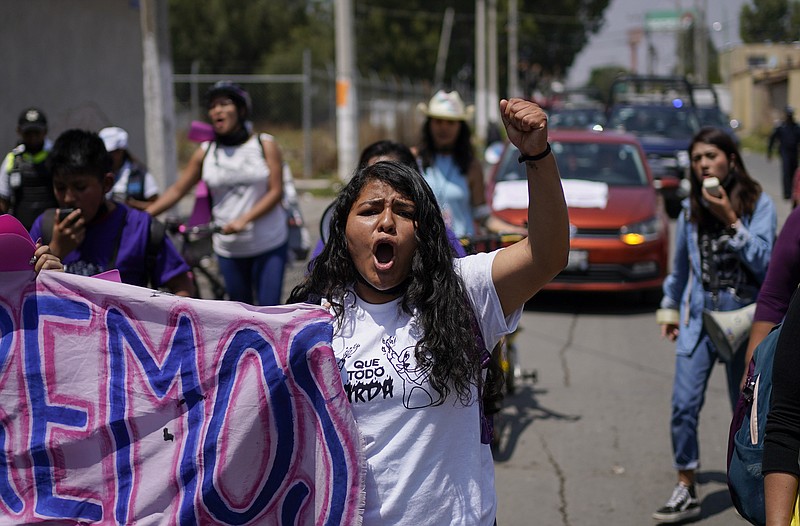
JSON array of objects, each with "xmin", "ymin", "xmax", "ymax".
[{"xmin": 652, "ymin": 483, "xmax": 701, "ymax": 523}]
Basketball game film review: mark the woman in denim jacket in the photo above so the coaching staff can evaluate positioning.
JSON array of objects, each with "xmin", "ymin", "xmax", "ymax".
[{"xmin": 653, "ymin": 127, "xmax": 776, "ymax": 523}]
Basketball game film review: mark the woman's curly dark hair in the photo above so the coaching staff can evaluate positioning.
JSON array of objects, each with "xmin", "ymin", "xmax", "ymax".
[
  {"xmin": 417, "ymin": 118, "xmax": 474, "ymax": 174},
  {"xmin": 288, "ymin": 160, "xmax": 487, "ymax": 406},
  {"xmin": 687, "ymin": 127, "xmax": 762, "ymax": 228}
]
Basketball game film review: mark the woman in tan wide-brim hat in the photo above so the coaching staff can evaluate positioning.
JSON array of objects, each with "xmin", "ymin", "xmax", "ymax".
[{"xmin": 416, "ymin": 90, "xmax": 524, "ymax": 239}]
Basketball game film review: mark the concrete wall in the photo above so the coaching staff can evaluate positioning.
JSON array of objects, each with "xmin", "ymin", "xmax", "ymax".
[
  {"xmin": 0, "ymin": 0, "xmax": 146, "ymax": 162},
  {"xmin": 723, "ymin": 43, "xmax": 800, "ymax": 135}
]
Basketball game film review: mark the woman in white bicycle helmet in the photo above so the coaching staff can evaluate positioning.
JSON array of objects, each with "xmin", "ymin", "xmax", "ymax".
[{"xmin": 146, "ymin": 81, "xmax": 289, "ymax": 305}]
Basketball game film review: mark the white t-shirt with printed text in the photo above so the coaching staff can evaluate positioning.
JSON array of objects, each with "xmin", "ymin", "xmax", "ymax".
[{"xmin": 332, "ymin": 250, "xmax": 520, "ymax": 525}]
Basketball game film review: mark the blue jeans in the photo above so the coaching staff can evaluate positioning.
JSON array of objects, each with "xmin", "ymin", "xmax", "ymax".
[
  {"xmin": 216, "ymin": 241, "xmax": 288, "ymax": 306},
  {"xmin": 670, "ymin": 332, "xmax": 746, "ymax": 470}
]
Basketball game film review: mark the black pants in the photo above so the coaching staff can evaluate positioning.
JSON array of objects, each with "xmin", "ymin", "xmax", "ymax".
[{"xmin": 780, "ymin": 151, "xmax": 798, "ymax": 199}]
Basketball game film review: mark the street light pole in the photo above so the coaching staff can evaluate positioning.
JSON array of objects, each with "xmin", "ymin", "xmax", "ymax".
[
  {"xmin": 475, "ymin": 0, "xmax": 487, "ymax": 143},
  {"xmin": 488, "ymin": 0, "xmax": 499, "ymax": 132},
  {"xmin": 335, "ymin": 0, "xmax": 358, "ymax": 181},
  {"xmin": 434, "ymin": 8, "xmax": 455, "ymax": 89},
  {"xmin": 694, "ymin": 0, "xmax": 708, "ymax": 84},
  {"xmin": 507, "ymin": 0, "xmax": 520, "ymax": 98},
  {"xmin": 139, "ymin": 0, "xmax": 178, "ymax": 189}
]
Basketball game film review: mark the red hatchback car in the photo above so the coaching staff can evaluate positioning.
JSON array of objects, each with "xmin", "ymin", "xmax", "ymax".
[{"xmin": 487, "ymin": 129, "xmax": 669, "ymax": 296}]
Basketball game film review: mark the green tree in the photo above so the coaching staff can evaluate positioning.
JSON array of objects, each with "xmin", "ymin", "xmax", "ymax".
[
  {"xmin": 168, "ymin": 0, "xmax": 321, "ymax": 73},
  {"xmin": 168, "ymin": 0, "xmax": 611, "ymax": 86},
  {"xmin": 352, "ymin": 0, "xmax": 610, "ymax": 88},
  {"xmin": 168, "ymin": 0, "xmax": 335, "ymax": 125},
  {"xmin": 676, "ymin": 26, "xmax": 722, "ymax": 84},
  {"xmin": 586, "ymin": 65, "xmax": 629, "ymax": 101},
  {"xmin": 740, "ymin": 0, "xmax": 800, "ymax": 43},
  {"xmin": 353, "ymin": 1, "xmax": 454, "ymax": 80},
  {"xmin": 516, "ymin": 0, "xmax": 610, "ymax": 78}
]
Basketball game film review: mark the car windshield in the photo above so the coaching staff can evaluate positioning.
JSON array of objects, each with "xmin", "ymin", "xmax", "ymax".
[
  {"xmin": 548, "ymin": 108, "xmax": 606, "ymax": 129},
  {"xmin": 496, "ymin": 142, "xmax": 649, "ymax": 187},
  {"xmin": 695, "ymin": 107, "xmax": 729, "ymax": 128},
  {"xmin": 608, "ymin": 106, "xmax": 699, "ymax": 139}
]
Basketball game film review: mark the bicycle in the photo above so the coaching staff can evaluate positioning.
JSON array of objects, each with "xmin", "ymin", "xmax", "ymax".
[
  {"xmin": 459, "ymin": 232, "xmax": 536, "ymax": 395},
  {"xmin": 495, "ymin": 326, "xmax": 537, "ymax": 395},
  {"xmin": 458, "ymin": 232, "xmax": 525, "ymax": 255},
  {"xmin": 164, "ymin": 218, "xmax": 227, "ymax": 300}
]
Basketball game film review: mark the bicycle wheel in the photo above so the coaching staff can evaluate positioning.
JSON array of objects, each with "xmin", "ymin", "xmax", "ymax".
[
  {"xmin": 196, "ymin": 261, "xmax": 227, "ymax": 300},
  {"xmin": 497, "ymin": 337, "xmax": 514, "ymax": 395},
  {"xmin": 505, "ymin": 341, "xmax": 523, "ymax": 395}
]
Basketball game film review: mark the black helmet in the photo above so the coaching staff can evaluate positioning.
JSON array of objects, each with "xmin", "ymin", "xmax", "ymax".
[
  {"xmin": 206, "ymin": 81, "xmax": 252, "ymax": 119},
  {"xmin": 18, "ymin": 107, "xmax": 48, "ymax": 131}
]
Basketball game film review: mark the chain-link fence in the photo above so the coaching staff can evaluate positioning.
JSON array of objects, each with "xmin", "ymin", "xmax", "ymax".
[{"xmin": 173, "ymin": 64, "xmax": 473, "ymax": 180}]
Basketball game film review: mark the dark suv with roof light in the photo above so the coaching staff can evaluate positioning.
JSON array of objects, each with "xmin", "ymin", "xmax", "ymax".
[{"xmin": 606, "ymin": 75, "xmax": 701, "ymax": 217}]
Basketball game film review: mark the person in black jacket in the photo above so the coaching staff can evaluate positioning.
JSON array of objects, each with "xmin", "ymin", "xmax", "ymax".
[{"xmin": 767, "ymin": 106, "xmax": 800, "ymax": 200}]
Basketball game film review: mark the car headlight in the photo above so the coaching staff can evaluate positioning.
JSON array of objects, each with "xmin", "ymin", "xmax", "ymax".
[
  {"xmin": 620, "ymin": 217, "xmax": 662, "ymax": 245},
  {"xmin": 676, "ymin": 150, "xmax": 690, "ymax": 168}
]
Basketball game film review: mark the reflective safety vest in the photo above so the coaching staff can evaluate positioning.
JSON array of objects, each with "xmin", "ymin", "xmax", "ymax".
[{"xmin": 4, "ymin": 145, "xmax": 56, "ymax": 231}]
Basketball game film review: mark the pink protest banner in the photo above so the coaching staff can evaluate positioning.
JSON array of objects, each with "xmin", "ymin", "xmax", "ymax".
[{"xmin": 0, "ymin": 270, "xmax": 364, "ymax": 525}]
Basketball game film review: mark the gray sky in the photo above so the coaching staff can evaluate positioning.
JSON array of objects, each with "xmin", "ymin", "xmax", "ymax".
[{"xmin": 566, "ymin": 0, "xmax": 752, "ymax": 87}]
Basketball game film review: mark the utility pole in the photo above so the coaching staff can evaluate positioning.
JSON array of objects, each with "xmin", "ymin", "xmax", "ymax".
[
  {"xmin": 507, "ymin": 0, "xmax": 520, "ymax": 98},
  {"xmin": 302, "ymin": 49, "xmax": 312, "ymax": 179},
  {"xmin": 434, "ymin": 8, "xmax": 455, "ymax": 89},
  {"xmin": 647, "ymin": 27, "xmax": 656, "ymax": 75},
  {"xmin": 139, "ymin": 0, "xmax": 177, "ymax": 189},
  {"xmin": 475, "ymin": 0, "xmax": 487, "ymax": 143},
  {"xmin": 628, "ymin": 28, "xmax": 643, "ymax": 74},
  {"xmin": 694, "ymin": 0, "xmax": 708, "ymax": 84},
  {"xmin": 488, "ymin": 0, "xmax": 499, "ymax": 132},
  {"xmin": 675, "ymin": 0, "xmax": 683, "ymax": 76},
  {"xmin": 335, "ymin": 0, "xmax": 358, "ymax": 181}
]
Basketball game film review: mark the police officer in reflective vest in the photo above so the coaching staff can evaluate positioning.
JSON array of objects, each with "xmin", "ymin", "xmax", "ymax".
[{"xmin": 0, "ymin": 108, "xmax": 57, "ymax": 230}]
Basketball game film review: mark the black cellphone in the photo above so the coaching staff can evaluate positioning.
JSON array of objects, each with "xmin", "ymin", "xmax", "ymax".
[{"xmin": 57, "ymin": 208, "xmax": 76, "ymax": 223}]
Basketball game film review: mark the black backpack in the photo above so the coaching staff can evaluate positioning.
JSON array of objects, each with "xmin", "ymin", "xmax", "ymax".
[{"xmin": 124, "ymin": 164, "xmax": 147, "ymax": 202}]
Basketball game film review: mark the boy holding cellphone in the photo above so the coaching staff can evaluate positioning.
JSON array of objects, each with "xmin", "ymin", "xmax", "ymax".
[{"xmin": 29, "ymin": 129, "xmax": 195, "ymax": 296}]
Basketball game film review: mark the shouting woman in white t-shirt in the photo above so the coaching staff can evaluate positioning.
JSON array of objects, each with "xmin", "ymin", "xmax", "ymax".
[{"xmin": 289, "ymin": 98, "xmax": 568, "ymax": 525}]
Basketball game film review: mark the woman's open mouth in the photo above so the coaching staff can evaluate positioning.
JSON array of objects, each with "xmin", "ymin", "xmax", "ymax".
[{"xmin": 374, "ymin": 242, "xmax": 395, "ymax": 270}]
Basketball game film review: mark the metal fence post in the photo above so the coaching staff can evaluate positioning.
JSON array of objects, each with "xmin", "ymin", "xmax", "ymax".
[
  {"xmin": 303, "ymin": 49, "xmax": 312, "ymax": 179},
  {"xmin": 190, "ymin": 60, "xmax": 200, "ymax": 118}
]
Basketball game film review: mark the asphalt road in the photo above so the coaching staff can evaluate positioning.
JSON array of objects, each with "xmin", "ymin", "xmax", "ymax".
[
  {"xmin": 491, "ymin": 150, "xmax": 790, "ymax": 526},
  {"xmin": 285, "ymin": 149, "xmax": 792, "ymax": 526}
]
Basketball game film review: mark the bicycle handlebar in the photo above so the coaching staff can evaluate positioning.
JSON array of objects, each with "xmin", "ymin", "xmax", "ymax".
[
  {"xmin": 459, "ymin": 232, "xmax": 525, "ymax": 254},
  {"xmin": 458, "ymin": 232, "xmax": 526, "ymax": 254},
  {"xmin": 164, "ymin": 218, "xmax": 222, "ymax": 237},
  {"xmin": 179, "ymin": 223, "xmax": 223, "ymax": 236}
]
